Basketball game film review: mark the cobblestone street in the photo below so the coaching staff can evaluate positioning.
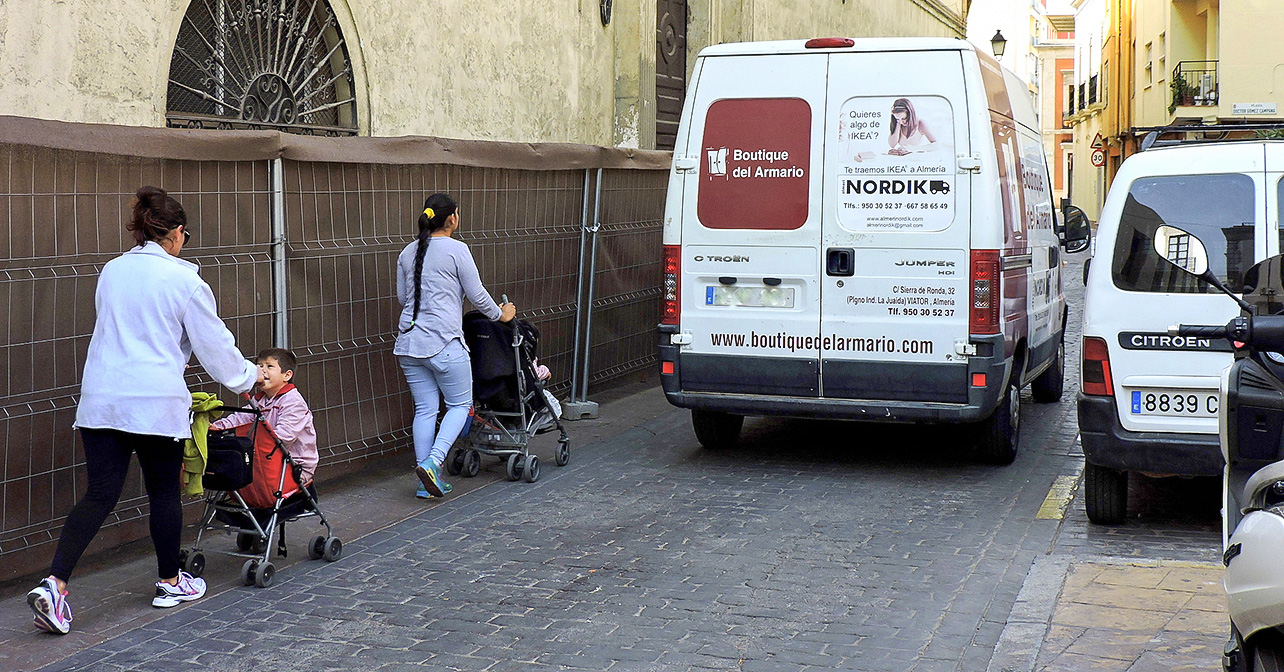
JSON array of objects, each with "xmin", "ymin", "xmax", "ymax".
[{"xmin": 2, "ymin": 255, "xmax": 1230, "ymax": 672}]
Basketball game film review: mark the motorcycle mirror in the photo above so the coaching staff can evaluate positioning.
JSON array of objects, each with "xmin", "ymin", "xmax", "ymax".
[
  {"xmin": 1153, "ymin": 225, "xmax": 1210, "ymax": 276},
  {"xmin": 1154, "ymin": 225, "xmax": 1256, "ymax": 313}
]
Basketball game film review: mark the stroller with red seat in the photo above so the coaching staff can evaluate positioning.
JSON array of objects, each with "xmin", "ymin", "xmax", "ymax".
[
  {"xmin": 179, "ymin": 400, "xmax": 341, "ymax": 588},
  {"xmin": 450, "ymin": 311, "xmax": 569, "ymax": 483}
]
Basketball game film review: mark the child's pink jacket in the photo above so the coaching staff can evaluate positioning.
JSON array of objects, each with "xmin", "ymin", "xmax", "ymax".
[{"xmin": 210, "ymin": 383, "xmax": 319, "ymax": 484}]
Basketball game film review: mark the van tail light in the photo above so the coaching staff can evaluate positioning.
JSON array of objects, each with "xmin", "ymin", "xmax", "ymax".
[
  {"xmin": 662, "ymin": 245, "xmax": 680, "ymax": 325},
  {"xmin": 1082, "ymin": 336, "xmax": 1115, "ymax": 397},
  {"xmin": 805, "ymin": 37, "xmax": 855, "ymax": 49},
  {"xmin": 969, "ymin": 250, "xmax": 1001, "ymax": 334}
]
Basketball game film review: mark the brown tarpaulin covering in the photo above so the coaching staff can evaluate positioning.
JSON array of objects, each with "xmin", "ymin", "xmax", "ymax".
[{"xmin": 0, "ymin": 115, "xmax": 672, "ymax": 169}]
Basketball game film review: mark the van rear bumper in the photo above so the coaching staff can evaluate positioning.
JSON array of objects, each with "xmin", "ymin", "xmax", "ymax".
[
  {"xmin": 1077, "ymin": 393, "xmax": 1223, "ymax": 475},
  {"xmin": 657, "ymin": 333, "xmax": 1008, "ymax": 423},
  {"xmin": 663, "ymin": 389, "xmax": 993, "ymax": 423}
]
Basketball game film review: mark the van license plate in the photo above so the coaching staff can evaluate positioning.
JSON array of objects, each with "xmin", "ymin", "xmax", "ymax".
[
  {"xmin": 1129, "ymin": 390, "xmax": 1218, "ymax": 417},
  {"xmin": 706, "ymin": 286, "xmax": 795, "ymax": 308}
]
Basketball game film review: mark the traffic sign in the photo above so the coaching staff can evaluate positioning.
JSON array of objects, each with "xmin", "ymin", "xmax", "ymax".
[{"xmin": 1091, "ymin": 148, "xmax": 1106, "ymax": 167}]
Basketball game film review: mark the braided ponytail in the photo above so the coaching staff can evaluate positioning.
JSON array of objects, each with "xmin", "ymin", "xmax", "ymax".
[{"xmin": 401, "ymin": 193, "xmax": 457, "ymax": 333}]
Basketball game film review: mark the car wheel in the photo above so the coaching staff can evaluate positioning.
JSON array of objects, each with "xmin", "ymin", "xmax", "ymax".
[
  {"xmin": 1031, "ymin": 340, "xmax": 1065, "ymax": 403},
  {"xmin": 973, "ymin": 380, "xmax": 1020, "ymax": 465},
  {"xmin": 691, "ymin": 410, "xmax": 743, "ymax": 449},
  {"xmin": 1084, "ymin": 462, "xmax": 1128, "ymax": 525}
]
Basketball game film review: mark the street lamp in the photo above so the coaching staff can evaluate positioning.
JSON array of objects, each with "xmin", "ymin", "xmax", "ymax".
[{"xmin": 990, "ymin": 30, "xmax": 1007, "ymax": 60}]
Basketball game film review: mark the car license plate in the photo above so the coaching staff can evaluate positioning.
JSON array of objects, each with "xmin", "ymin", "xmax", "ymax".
[{"xmin": 1129, "ymin": 389, "xmax": 1218, "ymax": 417}]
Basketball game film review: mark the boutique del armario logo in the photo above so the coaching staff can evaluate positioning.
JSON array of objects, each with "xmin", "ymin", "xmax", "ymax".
[{"xmin": 705, "ymin": 147, "xmax": 806, "ymax": 180}]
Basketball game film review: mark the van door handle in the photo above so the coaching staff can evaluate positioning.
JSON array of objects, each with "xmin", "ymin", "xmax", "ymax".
[{"xmin": 827, "ymin": 248, "xmax": 855, "ymax": 276}]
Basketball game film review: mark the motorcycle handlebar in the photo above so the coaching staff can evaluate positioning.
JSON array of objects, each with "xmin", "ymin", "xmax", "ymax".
[
  {"xmin": 1170, "ymin": 324, "xmax": 1229, "ymax": 339},
  {"xmin": 1169, "ymin": 316, "xmax": 1284, "ymax": 352}
]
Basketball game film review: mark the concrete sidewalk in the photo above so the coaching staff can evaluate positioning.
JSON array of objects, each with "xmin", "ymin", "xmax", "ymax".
[{"xmin": 991, "ymin": 556, "xmax": 1227, "ymax": 672}]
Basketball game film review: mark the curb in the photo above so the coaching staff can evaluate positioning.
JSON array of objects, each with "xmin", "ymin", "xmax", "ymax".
[{"xmin": 986, "ymin": 554, "xmax": 1072, "ymax": 672}]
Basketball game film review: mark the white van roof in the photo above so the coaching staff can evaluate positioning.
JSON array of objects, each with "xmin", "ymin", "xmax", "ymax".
[{"xmin": 697, "ymin": 37, "xmax": 973, "ymax": 58}]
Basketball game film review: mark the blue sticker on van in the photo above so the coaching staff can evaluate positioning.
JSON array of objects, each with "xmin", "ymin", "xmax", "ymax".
[
  {"xmin": 1131, "ymin": 390, "xmax": 1141, "ymax": 414},
  {"xmin": 706, "ymin": 287, "xmax": 714, "ymax": 305}
]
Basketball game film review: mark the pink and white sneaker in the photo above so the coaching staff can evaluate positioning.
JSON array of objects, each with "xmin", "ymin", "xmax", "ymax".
[
  {"xmin": 152, "ymin": 571, "xmax": 206, "ymax": 608},
  {"xmin": 27, "ymin": 577, "xmax": 72, "ymax": 634}
]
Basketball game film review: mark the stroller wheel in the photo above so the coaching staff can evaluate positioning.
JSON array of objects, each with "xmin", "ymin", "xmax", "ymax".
[
  {"xmin": 523, "ymin": 455, "xmax": 541, "ymax": 483},
  {"xmin": 555, "ymin": 439, "xmax": 570, "ymax": 467},
  {"xmin": 308, "ymin": 535, "xmax": 326, "ymax": 561},
  {"xmin": 254, "ymin": 561, "xmax": 275, "ymax": 588},
  {"xmin": 184, "ymin": 551, "xmax": 206, "ymax": 578},
  {"xmin": 446, "ymin": 449, "xmax": 464, "ymax": 476},
  {"xmin": 505, "ymin": 454, "xmax": 523, "ymax": 481},
  {"xmin": 241, "ymin": 560, "xmax": 256, "ymax": 586},
  {"xmin": 322, "ymin": 536, "xmax": 343, "ymax": 562},
  {"xmin": 462, "ymin": 450, "xmax": 481, "ymax": 478}
]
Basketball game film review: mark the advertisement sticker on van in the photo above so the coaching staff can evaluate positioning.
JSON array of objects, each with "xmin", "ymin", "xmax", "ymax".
[
  {"xmin": 836, "ymin": 96, "xmax": 955, "ymax": 231},
  {"xmin": 698, "ymin": 98, "xmax": 811, "ymax": 230}
]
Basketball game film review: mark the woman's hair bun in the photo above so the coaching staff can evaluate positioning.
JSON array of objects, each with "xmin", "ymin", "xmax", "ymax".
[{"xmin": 135, "ymin": 185, "xmax": 167, "ymax": 209}]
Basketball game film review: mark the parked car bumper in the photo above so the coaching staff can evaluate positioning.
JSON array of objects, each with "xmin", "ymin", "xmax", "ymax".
[{"xmin": 1077, "ymin": 392, "xmax": 1223, "ymax": 475}]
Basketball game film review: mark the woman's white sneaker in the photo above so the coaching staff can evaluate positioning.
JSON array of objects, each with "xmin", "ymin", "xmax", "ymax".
[
  {"xmin": 27, "ymin": 577, "xmax": 72, "ymax": 634},
  {"xmin": 152, "ymin": 571, "xmax": 206, "ymax": 608}
]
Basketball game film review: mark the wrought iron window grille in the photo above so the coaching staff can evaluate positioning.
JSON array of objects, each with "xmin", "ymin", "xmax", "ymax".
[{"xmin": 166, "ymin": 0, "xmax": 358, "ymax": 136}]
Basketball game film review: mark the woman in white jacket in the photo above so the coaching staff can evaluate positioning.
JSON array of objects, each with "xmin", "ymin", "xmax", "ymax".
[{"xmin": 27, "ymin": 186, "xmax": 264, "ymax": 635}]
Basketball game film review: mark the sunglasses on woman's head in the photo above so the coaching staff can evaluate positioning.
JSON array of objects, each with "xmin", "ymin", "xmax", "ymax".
[{"xmin": 182, "ymin": 227, "xmax": 191, "ymax": 244}]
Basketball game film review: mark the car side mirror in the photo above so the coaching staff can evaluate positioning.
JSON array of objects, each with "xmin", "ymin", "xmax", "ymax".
[{"xmin": 1061, "ymin": 204, "xmax": 1091, "ymax": 254}]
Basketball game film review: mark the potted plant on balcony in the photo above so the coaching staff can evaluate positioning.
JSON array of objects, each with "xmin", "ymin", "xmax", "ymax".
[{"xmin": 1169, "ymin": 77, "xmax": 1197, "ymax": 113}]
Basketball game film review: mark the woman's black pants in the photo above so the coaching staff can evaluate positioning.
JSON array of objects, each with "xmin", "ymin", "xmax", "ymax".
[{"xmin": 50, "ymin": 428, "xmax": 185, "ymax": 582}]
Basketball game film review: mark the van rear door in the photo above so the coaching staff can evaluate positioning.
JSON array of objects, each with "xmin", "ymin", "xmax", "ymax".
[
  {"xmin": 820, "ymin": 49, "xmax": 973, "ymax": 402},
  {"xmin": 676, "ymin": 53, "xmax": 828, "ymax": 397}
]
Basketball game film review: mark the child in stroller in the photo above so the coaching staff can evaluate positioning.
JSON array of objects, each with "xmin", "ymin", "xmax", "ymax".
[
  {"xmin": 453, "ymin": 311, "xmax": 570, "ymax": 483},
  {"xmin": 180, "ymin": 348, "xmax": 340, "ymax": 588},
  {"xmin": 209, "ymin": 348, "xmax": 317, "ymax": 483}
]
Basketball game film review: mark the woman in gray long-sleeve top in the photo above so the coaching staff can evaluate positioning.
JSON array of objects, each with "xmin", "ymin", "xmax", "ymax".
[{"xmin": 395, "ymin": 193, "xmax": 515, "ymax": 499}]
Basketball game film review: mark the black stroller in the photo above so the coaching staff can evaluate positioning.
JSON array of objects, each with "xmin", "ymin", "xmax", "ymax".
[
  {"xmin": 450, "ymin": 312, "xmax": 570, "ymax": 482},
  {"xmin": 179, "ymin": 400, "xmax": 341, "ymax": 588}
]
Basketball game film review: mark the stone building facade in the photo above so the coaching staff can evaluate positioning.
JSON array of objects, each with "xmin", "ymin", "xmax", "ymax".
[{"xmin": 0, "ymin": 0, "xmax": 969, "ymax": 149}]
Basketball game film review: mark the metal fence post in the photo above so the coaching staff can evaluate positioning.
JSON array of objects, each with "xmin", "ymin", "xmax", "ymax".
[
  {"xmin": 562, "ymin": 168, "xmax": 602, "ymax": 420},
  {"xmin": 568, "ymin": 169, "xmax": 590, "ymax": 403},
  {"xmin": 271, "ymin": 158, "xmax": 288, "ymax": 349}
]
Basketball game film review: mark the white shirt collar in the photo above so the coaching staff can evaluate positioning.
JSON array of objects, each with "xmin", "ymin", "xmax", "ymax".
[{"xmin": 125, "ymin": 240, "xmax": 200, "ymax": 272}]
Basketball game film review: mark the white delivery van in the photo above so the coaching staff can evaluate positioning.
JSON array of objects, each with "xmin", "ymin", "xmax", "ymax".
[
  {"xmin": 657, "ymin": 37, "xmax": 1091, "ymax": 464},
  {"xmin": 1079, "ymin": 139, "xmax": 1284, "ymax": 524}
]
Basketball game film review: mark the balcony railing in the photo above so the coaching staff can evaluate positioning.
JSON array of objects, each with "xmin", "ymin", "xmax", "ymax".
[
  {"xmin": 1173, "ymin": 60, "xmax": 1219, "ymax": 108},
  {"xmin": 1089, "ymin": 75, "xmax": 1098, "ymax": 105},
  {"xmin": 1079, "ymin": 82, "xmax": 1086, "ymax": 110}
]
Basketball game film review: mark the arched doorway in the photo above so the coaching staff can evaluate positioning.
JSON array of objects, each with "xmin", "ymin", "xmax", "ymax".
[{"xmin": 166, "ymin": 0, "xmax": 358, "ymax": 136}]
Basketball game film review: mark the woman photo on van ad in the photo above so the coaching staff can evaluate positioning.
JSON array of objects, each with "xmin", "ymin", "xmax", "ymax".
[
  {"xmin": 886, "ymin": 97, "xmax": 938, "ymax": 156},
  {"xmin": 394, "ymin": 193, "xmax": 515, "ymax": 501},
  {"xmin": 839, "ymin": 95, "xmax": 955, "ymax": 231}
]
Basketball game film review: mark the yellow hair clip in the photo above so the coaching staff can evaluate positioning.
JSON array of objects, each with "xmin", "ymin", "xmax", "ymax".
[{"xmin": 423, "ymin": 207, "xmax": 435, "ymax": 219}]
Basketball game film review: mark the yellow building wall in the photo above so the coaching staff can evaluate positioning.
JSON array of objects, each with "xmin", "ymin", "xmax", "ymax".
[
  {"xmin": 1133, "ymin": 0, "xmax": 1171, "ymax": 127},
  {"xmin": 1216, "ymin": 1, "xmax": 1284, "ymax": 120},
  {"xmin": 0, "ymin": 0, "xmax": 966, "ymax": 147}
]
